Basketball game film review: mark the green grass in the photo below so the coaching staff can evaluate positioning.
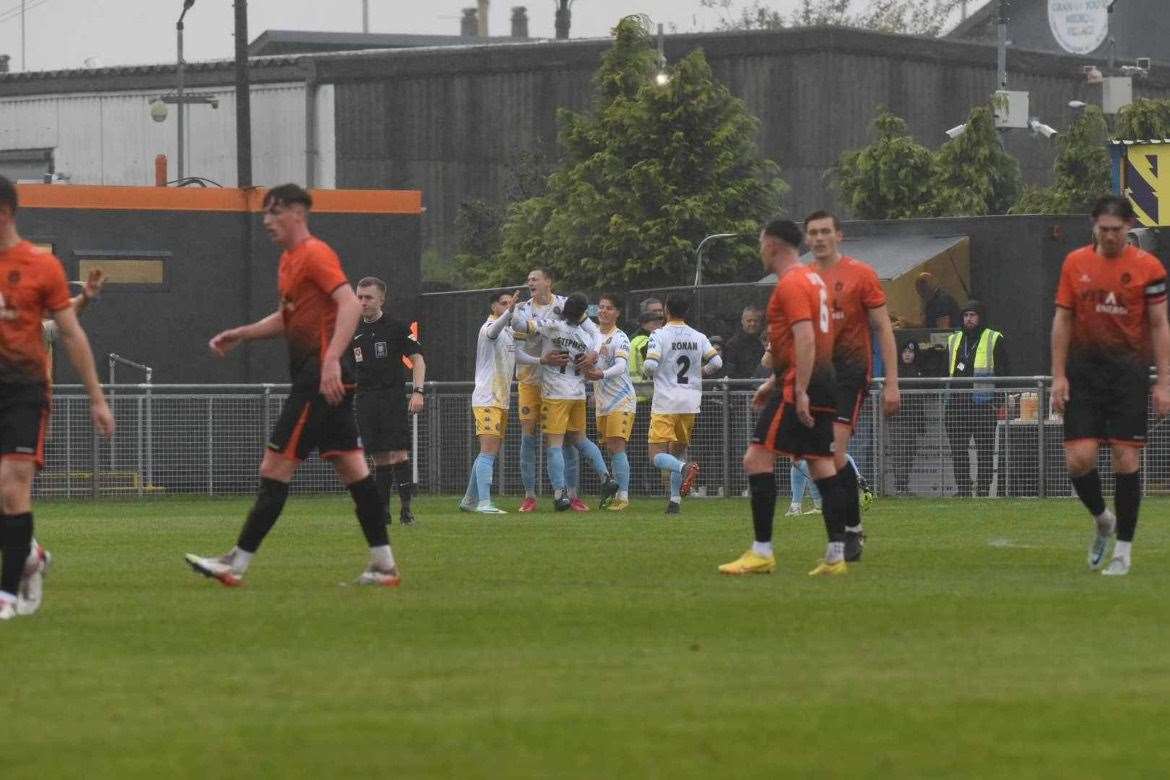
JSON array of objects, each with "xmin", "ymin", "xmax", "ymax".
[{"xmin": 5, "ymin": 495, "xmax": 1170, "ymax": 778}]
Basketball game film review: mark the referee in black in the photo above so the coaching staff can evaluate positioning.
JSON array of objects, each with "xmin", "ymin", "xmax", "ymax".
[{"xmin": 352, "ymin": 277, "xmax": 426, "ymax": 525}]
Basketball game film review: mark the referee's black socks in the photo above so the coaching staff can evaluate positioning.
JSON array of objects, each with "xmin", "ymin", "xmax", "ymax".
[
  {"xmin": 1070, "ymin": 469, "xmax": 1106, "ymax": 517},
  {"xmin": 1114, "ymin": 470, "xmax": 1142, "ymax": 543},
  {"xmin": 0, "ymin": 512, "xmax": 33, "ymax": 598},
  {"xmin": 373, "ymin": 465, "xmax": 395, "ymax": 511},
  {"xmin": 392, "ymin": 461, "xmax": 414, "ymax": 511}
]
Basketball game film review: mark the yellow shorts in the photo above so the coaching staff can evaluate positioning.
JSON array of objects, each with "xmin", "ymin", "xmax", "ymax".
[
  {"xmin": 472, "ymin": 406, "xmax": 508, "ymax": 438},
  {"xmin": 649, "ymin": 413, "xmax": 695, "ymax": 445},
  {"xmin": 596, "ymin": 410, "xmax": 635, "ymax": 441},
  {"xmin": 541, "ymin": 398, "xmax": 587, "ymax": 436},
  {"xmin": 518, "ymin": 384, "xmax": 542, "ymax": 423}
]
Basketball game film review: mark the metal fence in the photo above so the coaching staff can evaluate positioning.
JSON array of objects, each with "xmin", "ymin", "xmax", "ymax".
[{"xmin": 40, "ymin": 378, "xmax": 1170, "ymax": 500}]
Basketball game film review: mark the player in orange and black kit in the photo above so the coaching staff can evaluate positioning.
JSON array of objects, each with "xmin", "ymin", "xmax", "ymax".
[
  {"xmin": 718, "ymin": 218, "xmax": 851, "ymax": 577},
  {"xmin": 0, "ymin": 174, "xmax": 114, "ymax": 621},
  {"xmin": 184, "ymin": 184, "xmax": 401, "ymax": 588},
  {"xmin": 806, "ymin": 211, "xmax": 900, "ymax": 562},
  {"xmin": 1052, "ymin": 195, "xmax": 1170, "ymax": 577}
]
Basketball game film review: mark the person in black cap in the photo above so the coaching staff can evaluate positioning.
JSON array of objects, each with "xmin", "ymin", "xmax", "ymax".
[{"xmin": 944, "ymin": 300, "xmax": 1008, "ymax": 497}]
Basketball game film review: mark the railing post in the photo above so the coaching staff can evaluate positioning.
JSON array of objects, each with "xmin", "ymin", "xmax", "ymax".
[
  {"xmin": 873, "ymin": 380, "xmax": 884, "ymax": 497},
  {"xmin": 145, "ymin": 369, "xmax": 154, "ymax": 490},
  {"xmin": 65, "ymin": 398, "xmax": 73, "ymax": 497},
  {"xmin": 136, "ymin": 395, "xmax": 144, "ymax": 498},
  {"xmin": 1037, "ymin": 377, "xmax": 1047, "ymax": 499},
  {"xmin": 720, "ymin": 381, "xmax": 731, "ymax": 498},
  {"xmin": 207, "ymin": 397, "xmax": 214, "ymax": 496},
  {"xmin": 91, "ymin": 411, "xmax": 100, "ymax": 499},
  {"xmin": 427, "ymin": 383, "xmax": 441, "ymax": 493}
]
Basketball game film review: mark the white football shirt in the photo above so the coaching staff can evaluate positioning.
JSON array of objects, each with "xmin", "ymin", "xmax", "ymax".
[
  {"xmin": 471, "ymin": 316, "xmax": 516, "ymax": 409},
  {"xmin": 513, "ymin": 294, "xmax": 565, "ymax": 386},
  {"xmin": 593, "ymin": 326, "xmax": 636, "ymax": 415},
  {"xmin": 646, "ymin": 321, "xmax": 717, "ymax": 414},
  {"xmin": 521, "ymin": 316, "xmax": 599, "ymax": 400}
]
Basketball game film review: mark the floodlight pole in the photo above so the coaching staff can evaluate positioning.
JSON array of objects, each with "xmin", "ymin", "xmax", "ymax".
[
  {"xmin": 693, "ymin": 233, "xmax": 740, "ymax": 287},
  {"xmin": 362, "ymin": 0, "xmax": 370, "ymax": 32},
  {"xmin": 177, "ymin": 12, "xmax": 186, "ymax": 180},
  {"xmin": 996, "ymin": 0, "xmax": 1008, "ymax": 89}
]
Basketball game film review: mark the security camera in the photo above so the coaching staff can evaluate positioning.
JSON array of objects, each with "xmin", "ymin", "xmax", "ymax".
[
  {"xmin": 945, "ymin": 124, "xmax": 967, "ymax": 139},
  {"xmin": 209, "ymin": 97, "xmax": 219, "ymax": 110},
  {"xmin": 1068, "ymin": 99, "xmax": 1087, "ymax": 109},
  {"xmin": 149, "ymin": 98, "xmax": 168, "ymax": 122},
  {"xmin": 1029, "ymin": 118, "xmax": 1057, "ymax": 138}
]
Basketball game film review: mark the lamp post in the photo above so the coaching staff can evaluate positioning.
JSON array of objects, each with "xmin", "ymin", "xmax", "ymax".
[
  {"xmin": 693, "ymin": 233, "xmax": 742, "ymax": 287},
  {"xmin": 177, "ymin": 0, "xmax": 196, "ymax": 181}
]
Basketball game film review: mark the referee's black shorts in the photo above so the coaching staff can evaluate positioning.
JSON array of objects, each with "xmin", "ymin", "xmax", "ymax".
[
  {"xmin": 355, "ymin": 388, "xmax": 411, "ymax": 454},
  {"xmin": 268, "ymin": 386, "xmax": 362, "ymax": 462},
  {"xmin": 751, "ymin": 391, "xmax": 835, "ymax": 460},
  {"xmin": 1064, "ymin": 367, "xmax": 1149, "ymax": 448}
]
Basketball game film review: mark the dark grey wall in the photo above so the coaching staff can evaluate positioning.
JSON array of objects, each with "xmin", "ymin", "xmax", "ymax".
[
  {"xmin": 21, "ymin": 208, "xmax": 420, "ymax": 385},
  {"xmin": 324, "ymin": 27, "xmax": 1170, "ymax": 263}
]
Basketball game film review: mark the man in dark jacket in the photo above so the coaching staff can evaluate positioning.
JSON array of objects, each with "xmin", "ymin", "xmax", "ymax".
[
  {"xmin": 722, "ymin": 305, "xmax": 766, "ymax": 378},
  {"xmin": 916, "ymin": 272, "xmax": 961, "ymax": 330}
]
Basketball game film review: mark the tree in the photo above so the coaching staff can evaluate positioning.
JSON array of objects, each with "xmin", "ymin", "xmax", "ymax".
[
  {"xmin": 930, "ymin": 104, "xmax": 1022, "ymax": 216},
  {"xmin": 833, "ymin": 107, "xmax": 935, "ymax": 219},
  {"xmin": 465, "ymin": 16, "xmax": 786, "ymax": 290},
  {"xmin": 792, "ymin": 0, "xmax": 960, "ymax": 35},
  {"xmin": 700, "ymin": 0, "xmax": 785, "ymax": 31},
  {"xmin": 1012, "ymin": 105, "xmax": 1111, "ymax": 215},
  {"xmin": 1114, "ymin": 98, "xmax": 1170, "ymax": 140}
]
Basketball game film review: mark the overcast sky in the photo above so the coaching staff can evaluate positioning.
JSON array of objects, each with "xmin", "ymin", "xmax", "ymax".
[{"xmin": 0, "ymin": 0, "xmax": 987, "ymax": 73}]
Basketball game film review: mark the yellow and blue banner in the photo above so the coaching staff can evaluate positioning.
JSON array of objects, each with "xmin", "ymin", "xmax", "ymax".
[{"xmin": 1112, "ymin": 140, "xmax": 1170, "ymax": 227}]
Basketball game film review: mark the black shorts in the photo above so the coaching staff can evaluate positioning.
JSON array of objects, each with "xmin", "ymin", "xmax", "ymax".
[
  {"xmin": 355, "ymin": 388, "xmax": 411, "ymax": 453},
  {"xmin": 268, "ymin": 387, "xmax": 362, "ymax": 462},
  {"xmin": 0, "ymin": 384, "xmax": 49, "ymax": 469},
  {"xmin": 833, "ymin": 372, "xmax": 869, "ymax": 428},
  {"xmin": 1064, "ymin": 371, "xmax": 1149, "ymax": 447},
  {"xmin": 751, "ymin": 392, "xmax": 835, "ymax": 460}
]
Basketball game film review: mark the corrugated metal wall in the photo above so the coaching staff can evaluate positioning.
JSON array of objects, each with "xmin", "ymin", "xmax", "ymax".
[{"xmin": 0, "ymin": 82, "xmax": 333, "ymax": 188}]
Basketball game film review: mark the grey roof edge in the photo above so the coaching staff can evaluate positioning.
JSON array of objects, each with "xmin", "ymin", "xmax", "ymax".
[{"xmin": 4, "ymin": 24, "xmax": 1168, "ymax": 98}]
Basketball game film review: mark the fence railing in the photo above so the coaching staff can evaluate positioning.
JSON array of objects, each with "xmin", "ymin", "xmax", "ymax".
[{"xmin": 39, "ymin": 378, "xmax": 1170, "ymax": 500}]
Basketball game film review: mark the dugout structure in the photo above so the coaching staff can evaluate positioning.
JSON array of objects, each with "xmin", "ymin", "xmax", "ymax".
[{"xmin": 15, "ymin": 184, "xmax": 422, "ymax": 383}]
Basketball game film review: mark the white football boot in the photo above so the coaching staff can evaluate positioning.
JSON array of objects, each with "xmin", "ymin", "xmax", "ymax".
[{"xmin": 16, "ymin": 543, "xmax": 51, "ymax": 615}]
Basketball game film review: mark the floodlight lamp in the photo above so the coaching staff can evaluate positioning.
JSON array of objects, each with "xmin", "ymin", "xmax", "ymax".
[
  {"xmin": 1029, "ymin": 118, "xmax": 1057, "ymax": 139},
  {"xmin": 655, "ymin": 70, "xmax": 670, "ymax": 86},
  {"xmin": 1068, "ymin": 100, "xmax": 1087, "ymax": 109}
]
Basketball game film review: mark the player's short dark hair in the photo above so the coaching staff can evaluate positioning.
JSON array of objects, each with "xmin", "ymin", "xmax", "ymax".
[
  {"xmin": 562, "ymin": 292, "xmax": 588, "ymax": 323},
  {"xmin": 489, "ymin": 291, "xmax": 511, "ymax": 306},
  {"xmin": 529, "ymin": 267, "xmax": 555, "ymax": 282},
  {"xmin": 599, "ymin": 291, "xmax": 624, "ymax": 310},
  {"xmin": 762, "ymin": 218, "xmax": 803, "ymax": 249},
  {"xmin": 357, "ymin": 276, "xmax": 387, "ymax": 294},
  {"xmin": 665, "ymin": 292, "xmax": 690, "ymax": 320},
  {"xmin": 263, "ymin": 183, "xmax": 312, "ymax": 210},
  {"xmin": 803, "ymin": 210, "xmax": 841, "ymax": 231},
  {"xmin": 0, "ymin": 175, "xmax": 17, "ymax": 214},
  {"xmin": 1091, "ymin": 195, "xmax": 1135, "ymax": 221}
]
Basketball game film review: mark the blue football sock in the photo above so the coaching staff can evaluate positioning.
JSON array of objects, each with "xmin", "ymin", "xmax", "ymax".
[
  {"xmin": 564, "ymin": 442, "xmax": 580, "ymax": 493},
  {"xmin": 669, "ymin": 468, "xmax": 683, "ymax": 501},
  {"xmin": 653, "ymin": 452, "xmax": 684, "ymax": 473},
  {"xmin": 574, "ymin": 437, "xmax": 609, "ymax": 479},
  {"xmin": 520, "ymin": 432, "xmax": 539, "ymax": 496},
  {"xmin": 474, "ymin": 453, "xmax": 496, "ymax": 504},
  {"xmin": 612, "ymin": 451, "xmax": 630, "ymax": 492},
  {"xmin": 791, "ymin": 462, "xmax": 809, "ymax": 504},
  {"xmin": 462, "ymin": 466, "xmax": 477, "ymax": 504},
  {"xmin": 546, "ymin": 446, "xmax": 566, "ymax": 492}
]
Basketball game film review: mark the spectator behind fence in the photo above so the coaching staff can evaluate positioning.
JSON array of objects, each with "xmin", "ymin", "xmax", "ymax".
[
  {"xmin": 722, "ymin": 305, "xmax": 766, "ymax": 378},
  {"xmin": 945, "ymin": 300, "xmax": 1009, "ymax": 498},
  {"xmin": 888, "ymin": 341, "xmax": 929, "ymax": 495},
  {"xmin": 916, "ymin": 272, "xmax": 961, "ymax": 330},
  {"xmin": 628, "ymin": 301, "xmax": 665, "ymax": 401}
]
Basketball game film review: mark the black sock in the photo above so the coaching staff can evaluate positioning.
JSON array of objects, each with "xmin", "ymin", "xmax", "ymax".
[
  {"xmin": 236, "ymin": 478, "xmax": 290, "ymax": 554},
  {"xmin": 350, "ymin": 475, "xmax": 389, "ymax": 548},
  {"xmin": 0, "ymin": 512, "xmax": 33, "ymax": 597},
  {"xmin": 838, "ymin": 464, "xmax": 861, "ymax": 531},
  {"xmin": 1070, "ymin": 469, "xmax": 1106, "ymax": 516},
  {"xmin": 373, "ymin": 465, "xmax": 395, "ymax": 511},
  {"xmin": 392, "ymin": 461, "xmax": 414, "ymax": 511},
  {"xmin": 748, "ymin": 472, "xmax": 777, "ymax": 545},
  {"xmin": 1114, "ymin": 470, "xmax": 1141, "ymax": 543},
  {"xmin": 814, "ymin": 473, "xmax": 847, "ymax": 543}
]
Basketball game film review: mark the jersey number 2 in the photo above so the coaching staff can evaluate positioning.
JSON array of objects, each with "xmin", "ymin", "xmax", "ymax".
[{"xmin": 676, "ymin": 355, "xmax": 691, "ymax": 384}]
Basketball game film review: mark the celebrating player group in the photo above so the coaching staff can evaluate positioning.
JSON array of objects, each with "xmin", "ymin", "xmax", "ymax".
[{"xmin": 2, "ymin": 179, "xmax": 1168, "ymax": 622}]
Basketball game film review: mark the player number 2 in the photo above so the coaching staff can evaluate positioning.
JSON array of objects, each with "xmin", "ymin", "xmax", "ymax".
[{"xmin": 676, "ymin": 355, "xmax": 691, "ymax": 384}]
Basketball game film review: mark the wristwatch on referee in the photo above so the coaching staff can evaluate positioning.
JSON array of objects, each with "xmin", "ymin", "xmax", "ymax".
[{"xmin": 412, "ymin": 386, "xmax": 425, "ymax": 395}]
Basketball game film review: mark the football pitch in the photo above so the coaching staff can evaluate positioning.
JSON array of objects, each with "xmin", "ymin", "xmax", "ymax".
[{"xmin": 5, "ymin": 494, "xmax": 1170, "ymax": 777}]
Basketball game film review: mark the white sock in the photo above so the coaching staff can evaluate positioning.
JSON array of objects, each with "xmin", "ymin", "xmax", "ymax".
[
  {"xmin": 826, "ymin": 541, "xmax": 845, "ymax": 562},
  {"xmin": 231, "ymin": 548, "xmax": 253, "ymax": 573},
  {"xmin": 845, "ymin": 524, "xmax": 863, "ymax": 534},
  {"xmin": 0, "ymin": 590, "xmax": 16, "ymax": 605},
  {"xmin": 669, "ymin": 497, "xmax": 680, "ymax": 505},
  {"xmin": 788, "ymin": 502, "xmax": 801, "ymax": 512},
  {"xmin": 477, "ymin": 498, "xmax": 493, "ymax": 509},
  {"xmin": 751, "ymin": 541, "xmax": 773, "ymax": 557},
  {"xmin": 1094, "ymin": 510, "xmax": 1115, "ymax": 532},
  {"xmin": 370, "ymin": 545, "xmax": 396, "ymax": 570},
  {"xmin": 1113, "ymin": 541, "xmax": 1132, "ymax": 562}
]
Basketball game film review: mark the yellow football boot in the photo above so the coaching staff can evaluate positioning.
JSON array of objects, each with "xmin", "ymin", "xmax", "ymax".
[
  {"xmin": 808, "ymin": 559, "xmax": 848, "ymax": 577},
  {"xmin": 718, "ymin": 550, "xmax": 776, "ymax": 575},
  {"xmin": 607, "ymin": 498, "xmax": 630, "ymax": 512}
]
